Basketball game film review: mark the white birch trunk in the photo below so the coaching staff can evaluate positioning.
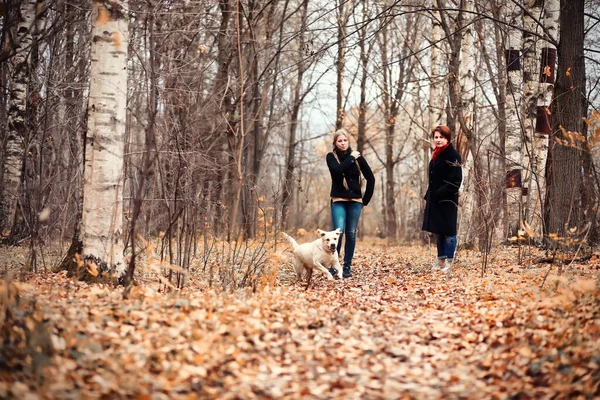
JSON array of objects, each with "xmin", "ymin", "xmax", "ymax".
[
  {"xmin": 457, "ymin": 0, "xmax": 477, "ymax": 246},
  {"xmin": 458, "ymin": 148, "xmax": 476, "ymax": 244},
  {"xmin": 505, "ymin": 1, "xmax": 524, "ymax": 237},
  {"xmin": 532, "ymin": 0, "xmax": 558, "ymax": 236},
  {"xmin": 1, "ymin": 0, "xmax": 36, "ymax": 234},
  {"xmin": 521, "ymin": 0, "xmax": 542, "ymax": 236},
  {"xmin": 524, "ymin": 0, "xmax": 559, "ymax": 238},
  {"xmin": 81, "ymin": 1, "xmax": 129, "ymax": 276}
]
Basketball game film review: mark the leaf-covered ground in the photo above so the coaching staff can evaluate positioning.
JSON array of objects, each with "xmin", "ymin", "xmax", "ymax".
[{"xmin": 1, "ymin": 244, "xmax": 599, "ymax": 399}]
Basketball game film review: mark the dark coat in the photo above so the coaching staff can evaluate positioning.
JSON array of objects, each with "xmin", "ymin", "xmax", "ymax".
[
  {"xmin": 326, "ymin": 150, "xmax": 375, "ymax": 206},
  {"xmin": 422, "ymin": 143, "xmax": 462, "ymax": 236}
]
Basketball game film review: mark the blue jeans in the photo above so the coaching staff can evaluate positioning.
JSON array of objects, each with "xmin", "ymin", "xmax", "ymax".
[
  {"xmin": 331, "ymin": 201, "xmax": 362, "ymax": 273},
  {"xmin": 436, "ymin": 234, "xmax": 457, "ymax": 261}
]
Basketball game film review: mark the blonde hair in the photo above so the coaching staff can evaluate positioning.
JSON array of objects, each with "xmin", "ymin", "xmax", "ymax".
[{"xmin": 332, "ymin": 129, "xmax": 350, "ymax": 152}]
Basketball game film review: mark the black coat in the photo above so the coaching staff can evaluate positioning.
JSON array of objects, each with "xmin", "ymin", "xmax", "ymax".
[
  {"xmin": 422, "ymin": 144, "xmax": 462, "ymax": 236},
  {"xmin": 326, "ymin": 150, "xmax": 375, "ymax": 206}
]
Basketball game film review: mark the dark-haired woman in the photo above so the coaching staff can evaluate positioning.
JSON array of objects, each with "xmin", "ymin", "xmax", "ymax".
[{"xmin": 422, "ymin": 125, "xmax": 463, "ymax": 272}]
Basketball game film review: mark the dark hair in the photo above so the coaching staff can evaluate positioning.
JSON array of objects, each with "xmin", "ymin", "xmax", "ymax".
[{"xmin": 432, "ymin": 125, "xmax": 452, "ymax": 141}]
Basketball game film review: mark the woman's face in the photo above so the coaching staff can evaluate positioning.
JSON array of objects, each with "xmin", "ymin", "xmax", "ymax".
[
  {"xmin": 433, "ymin": 131, "xmax": 448, "ymax": 148},
  {"xmin": 335, "ymin": 135, "xmax": 349, "ymax": 151}
]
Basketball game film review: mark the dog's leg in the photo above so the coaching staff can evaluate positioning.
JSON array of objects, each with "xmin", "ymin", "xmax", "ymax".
[
  {"xmin": 313, "ymin": 261, "xmax": 334, "ymax": 280},
  {"xmin": 293, "ymin": 258, "xmax": 303, "ymax": 281},
  {"xmin": 333, "ymin": 257, "xmax": 343, "ymax": 279},
  {"xmin": 305, "ymin": 268, "xmax": 313, "ymax": 290}
]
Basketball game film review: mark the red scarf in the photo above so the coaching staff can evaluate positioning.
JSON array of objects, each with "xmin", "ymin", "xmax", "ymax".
[{"xmin": 431, "ymin": 143, "xmax": 449, "ymax": 163}]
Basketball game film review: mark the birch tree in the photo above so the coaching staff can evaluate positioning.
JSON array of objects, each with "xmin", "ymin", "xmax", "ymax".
[
  {"xmin": 530, "ymin": 0, "xmax": 558, "ymax": 236},
  {"xmin": 440, "ymin": 0, "xmax": 479, "ymax": 247},
  {"xmin": 521, "ymin": 0, "xmax": 544, "ymax": 236},
  {"xmin": 504, "ymin": 1, "xmax": 524, "ymax": 238},
  {"xmin": 1, "ymin": 0, "xmax": 36, "ymax": 239},
  {"xmin": 80, "ymin": 0, "xmax": 129, "ymax": 275}
]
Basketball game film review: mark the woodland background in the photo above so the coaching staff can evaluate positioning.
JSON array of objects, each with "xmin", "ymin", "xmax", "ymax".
[
  {"xmin": 0, "ymin": 1, "xmax": 599, "ymax": 398},
  {"xmin": 0, "ymin": 0, "xmax": 599, "ymax": 278}
]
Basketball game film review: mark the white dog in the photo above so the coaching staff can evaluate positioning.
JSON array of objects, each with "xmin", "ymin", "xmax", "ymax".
[{"xmin": 282, "ymin": 229, "xmax": 343, "ymax": 285}]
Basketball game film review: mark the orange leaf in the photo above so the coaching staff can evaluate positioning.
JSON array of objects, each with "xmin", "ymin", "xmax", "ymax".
[
  {"xmin": 543, "ymin": 65, "xmax": 552, "ymax": 77},
  {"xmin": 86, "ymin": 262, "xmax": 99, "ymax": 277}
]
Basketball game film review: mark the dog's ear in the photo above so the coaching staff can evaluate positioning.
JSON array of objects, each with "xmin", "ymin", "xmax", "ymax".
[
  {"xmin": 317, "ymin": 229, "xmax": 326, "ymax": 237},
  {"xmin": 335, "ymin": 228, "xmax": 341, "ymax": 236}
]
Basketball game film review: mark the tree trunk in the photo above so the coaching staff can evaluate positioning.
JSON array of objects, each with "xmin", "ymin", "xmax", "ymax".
[
  {"xmin": 529, "ymin": 0, "xmax": 559, "ymax": 237},
  {"xmin": 335, "ymin": 0, "xmax": 348, "ymax": 130},
  {"xmin": 80, "ymin": 0, "xmax": 129, "ymax": 276},
  {"xmin": 545, "ymin": 0, "xmax": 593, "ymax": 237},
  {"xmin": 228, "ymin": 0, "xmax": 247, "ymax": 242},
  {"xmin": 281, "ymin": 0, "xmax": 309, "ymax": 231},
  {"xmin": 504, "ymin": 1, "xmax": 524, "ymax": 239},
  {"xmin": 451, "ymin": 0, "xmax": 480, "ymax": 248},
  {"xmin": 378, "ymin": 16, "xmax": 414, "ymax": 244},
  {"xmin": 521, "ymin": 0, "xmax": 545, "ymax": 237},
  {"xmin": 1, "ymin": 0, "xmax": 36, "ymax": 239},
  {"xmin": 425, "ymin": 6, "xmax": 444, "ymax": 223},
  {"xmin": 356, "ymin": 0, "xmax": 370, "ymax": 154}
]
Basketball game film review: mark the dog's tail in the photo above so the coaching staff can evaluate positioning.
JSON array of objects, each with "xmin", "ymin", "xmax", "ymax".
[{"xmin": 281, "ymin": 232, "xmax": 298, "ymax": 250}]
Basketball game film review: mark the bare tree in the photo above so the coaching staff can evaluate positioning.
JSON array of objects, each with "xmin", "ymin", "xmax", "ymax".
[
  {"xmin": 545, "ymin": 0, "xmax": 597, "ymax": 238},
  {"xmin": 80, "ymin": 0, "xmax": 129, "ymax": 276},
  {"xmin": 1, "ymin": 0, "xmax": 36, "ymax": 240},
  {"xmin": 335, "ymin": 0, "xmax": 351, "ymax": 130},
  {"xmin": 281, "ymin": 0, "xmax": 310, "ymax": 231},
  {"xmin": 503, "ymin": 1, "xmax": 524, "ymax": 239}
]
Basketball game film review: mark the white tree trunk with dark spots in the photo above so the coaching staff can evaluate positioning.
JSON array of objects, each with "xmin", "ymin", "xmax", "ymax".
[
  {"xmin": 81, "ymin": 1, "xmax": 129, "ymax": 275},
  {"xmin": 1, "ymin": 0, "xmax": 36, "ymax": 235},
  {"xmin": 505, "ymin": 1, "xmax": 524, "ymax": 238},
  {"xmin": 521, "ymin": 0, "xmax": 542, "ymax": 236},
  {"xmin": 531, "ymin": 0, "xmax": 558, "ymax": 235},
  {"xmin": 523, "ymin": 0, "xmax": 558, "ymax": 237},
  {"xmin": 456, "ymin": 0, "xmax": 477, "ymax": 246}
]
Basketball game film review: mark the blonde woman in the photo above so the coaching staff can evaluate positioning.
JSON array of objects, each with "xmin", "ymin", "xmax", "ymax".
[{"xmin": 326, "ymin": 129, "xmax": 375, "ymax": 278}]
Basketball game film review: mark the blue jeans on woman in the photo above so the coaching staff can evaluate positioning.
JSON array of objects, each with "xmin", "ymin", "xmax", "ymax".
[
  {"xmin": 436, "ymin": 234, "xmax": 457, "ymax": 262},
  {"xmin": 331, "ymin": 201, "xmax": 362, "ymax": 277}
]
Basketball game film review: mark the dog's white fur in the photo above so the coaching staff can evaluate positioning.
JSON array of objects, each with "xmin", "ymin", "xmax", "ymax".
[{"xmin": 282, "ymin": 229, "xmax": 343, "ymax": 281}]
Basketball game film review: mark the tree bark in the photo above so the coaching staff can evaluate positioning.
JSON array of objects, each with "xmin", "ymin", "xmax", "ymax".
[
  {"xmin": 504, "ymin": 1, "xmax": 524, "ymax": 239},
  {"xmin": 1, "ymin": 0, "xmax": 36, "ymax": 239},
  {"xmin": 521, "ymin": 0, "xmax": 545, "ymax": 237},
  {"xmin": 80, "ymin": 0, "xmax": 129, "ymax": 276},
  {"xmin": 425, "ymin": 6, "xmax": 444, "ymax": 223},
  {"xmin": 545, "ymin": 0, "xmax": 594, "ymax": 237},
  {"xmin": 335, "ymin": 0, "xmax": 348, "ymax": 130},
  {"xmin": 281, "ymin": 0, "xmax": 309, "ymax": 231}
]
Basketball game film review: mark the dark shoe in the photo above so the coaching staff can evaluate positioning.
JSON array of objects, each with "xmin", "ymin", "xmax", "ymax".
[{"xmin": 342, "ymin": 266, "xmax": 352, "ymax": 278}]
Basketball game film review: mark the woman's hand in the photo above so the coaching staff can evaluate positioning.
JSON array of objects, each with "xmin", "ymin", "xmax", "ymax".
[{"xmin": 351, "ymin": 151, "xmax": 361, "ymax": 159}]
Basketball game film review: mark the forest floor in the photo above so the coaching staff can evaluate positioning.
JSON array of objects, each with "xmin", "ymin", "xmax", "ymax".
[{"xmin": 0, "ymin": 242, "xmax": 599, "ymax": 399}]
